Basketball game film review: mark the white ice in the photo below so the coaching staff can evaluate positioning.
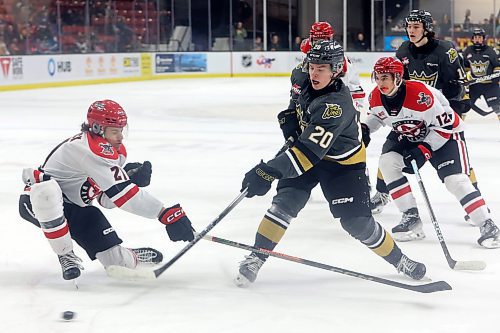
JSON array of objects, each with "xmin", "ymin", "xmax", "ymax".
[{"xmin": 0, "ymin": 77, "xmax": 499, "ymax": 333}]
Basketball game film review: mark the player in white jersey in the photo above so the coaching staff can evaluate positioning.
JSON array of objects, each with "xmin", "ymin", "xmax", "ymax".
[
  {"xmin": 363, "ymin": 57, "xmax": 499, "ymax": 248},
  {"xmin": 18, "ymin": 100, "xmax": 195, "ymax": 280}
]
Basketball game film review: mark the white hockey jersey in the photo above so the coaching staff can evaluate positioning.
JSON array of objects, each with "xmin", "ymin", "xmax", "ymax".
[
  {"xmin": 366, "ymin": 80, "xmax": 465, "ymax": 151},
  {"xmin": 41, "ymin": 131, "xmax": 163, "ymax": 219}
]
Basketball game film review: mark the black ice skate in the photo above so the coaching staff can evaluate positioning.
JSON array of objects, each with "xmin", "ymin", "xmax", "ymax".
[
  {"xmin": 392, "ymin": 208, "xmax": 425, "ymax": 241},
  {"xmin": 58, "ymin": 250, "xmax": 84, "ymax": 280},
  {"xmin": 396, "ymin": 254, "xmax": 426, "ymax": 280},
  {"xmin": 234, "ymin": 253, "xmax": 265, "ymax": 287},
  {"xmin": 370, "ymin": 191, "xmax": 390, "ymax": 214},
  {"xmin": 130, "ymin": 247, "xmax": 163, "ymax": 265},
  {"xmin": 478, "ymin": 219, "xmax": 500, "ymax": 248}
]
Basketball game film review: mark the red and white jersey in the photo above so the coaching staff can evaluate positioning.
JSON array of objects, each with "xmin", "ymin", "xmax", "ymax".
[
  {"xmin": 342, "ymin": 56, "xmax": 366, "ymax": 109},
  {"xmin": 366, "ymin": 80, "xmax": 465, "ymax": 151},
  {"xmin": 41, "ymin": 131, "xmax": 163, "ymax": 219}
]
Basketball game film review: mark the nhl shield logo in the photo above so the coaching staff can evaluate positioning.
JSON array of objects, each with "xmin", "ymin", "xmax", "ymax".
[
  {"xmin": 241, "ymin": 55, "xmax": 252, "ymax": 68},
  {"xmin": 322, "ymin": 103, "xmax": 342, "ymax": 119}
]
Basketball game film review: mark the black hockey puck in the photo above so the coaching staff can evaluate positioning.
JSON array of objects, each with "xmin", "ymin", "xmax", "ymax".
[{"xmin": 62, "ymin": 311, "xmax": 75, "ymax": 320}]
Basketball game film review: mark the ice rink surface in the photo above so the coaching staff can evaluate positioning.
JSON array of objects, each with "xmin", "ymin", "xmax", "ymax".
[{"xmin": 0, "ymin": 76, "xmax": 499, "ymax": 333}]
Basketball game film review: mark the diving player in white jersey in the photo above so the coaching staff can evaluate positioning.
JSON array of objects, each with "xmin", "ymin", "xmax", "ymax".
[
  {"xmin": 19, "ymin": 100, "xmax": 195, "ymax": 280},
  {"xmin": 364, "ymin": 57, "xmax": 499, "ymax": 248}
]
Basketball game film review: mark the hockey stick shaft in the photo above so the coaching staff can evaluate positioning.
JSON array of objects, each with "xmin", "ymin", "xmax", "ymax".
[
  {"xmin": 465, "ymin": 71, "xmax": 500, "ymax": 86},
  {"xmin": 202, "ymin": 233, "xmax": 451, "ymax": 293},
  {"xmin": 410, "ymin": 160, "xmax": 485, "ymax": 270},
  {"xmin": 152, "ymin": 189, "xmax": 248, "ymax": 277}
]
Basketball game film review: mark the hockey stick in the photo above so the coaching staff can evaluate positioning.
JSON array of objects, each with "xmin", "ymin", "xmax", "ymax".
[
  {"xmin": 463, "ymin": 71, "xmax": 500, "ymax": 86},
  {"xmin": 201, "ymin": 233, "xmax": 451, "ymax": 293},
  {"xmin": 106, "ymin": 189, "xmax": 249, "ymax": 280},
  {"xmin": 410, "ymin": 160, "xmax": 486, "ymax": 270},
  {"xmin": 106, "ymin": 138, "xmax": 295, "ymax": 281},
  {"xmin": 470, "ymin": 103, "xmax": 494, "ymax": 116}
]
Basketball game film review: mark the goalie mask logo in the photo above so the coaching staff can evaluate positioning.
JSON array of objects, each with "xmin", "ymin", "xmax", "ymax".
[
  {"xmin": 322, "ymin": 103, "xmax": 342, "ymax": 119},
  {"xmin": 392, "ymin": 119, "xmax": 428, "ymax": 142}
]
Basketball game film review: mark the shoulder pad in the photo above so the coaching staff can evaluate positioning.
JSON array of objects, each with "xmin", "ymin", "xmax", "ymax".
[
  {"xmin": 86, "ymin": 132, "xmax": 127, "ymax": 160},
  {"xmin": 368, "ymin": 87, "xmax": 383, "ymax": 108},
  {"xmin": 404, "ymin": 81, "xmax": 434, "ymax": 112}
]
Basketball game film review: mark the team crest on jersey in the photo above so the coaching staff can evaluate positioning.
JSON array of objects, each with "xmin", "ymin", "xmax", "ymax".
[
  {"xmin": 392, "ymin": 119, "xmax": 428, "ymax": 142},
  {"xmin": 409, "ymin": 71, "xmax": 438, "ymax": 87},
  {"xmin": 470, "ymin": 60, "xmax": 489, "ymax": 77},
  {"xmin": 446, "ymin": 48, "xmax": 459, "ymax": 63},
  {"xmin": 80, "ymin": 177, "xmax": 102, "ymax": 204},
  {"xmin": 322, "ymin": 104, "xmax": 342, "ymax": 119},
  {"xmin": 99, "ymin": 142, "xmax": 115, "ymax": 156},
  {"xmin": 417, "ymin": 92, "xmax": 433, "ymax": 107},
  {"xmin": 401, "ymin": 57, "xmax": 409, "ymax": 65}
]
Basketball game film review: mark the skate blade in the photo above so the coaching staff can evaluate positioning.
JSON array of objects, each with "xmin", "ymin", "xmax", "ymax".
[
  {"xmin": 479, "ymin": 237, "xmax": 500, "ymax": 249},
  {"xmin": 234, "ymin": 274, "xmax": 252, "ymax": 288},
  {"xmin": 392, "ymin": 230, "xmax": 426, "ymax": 242}
]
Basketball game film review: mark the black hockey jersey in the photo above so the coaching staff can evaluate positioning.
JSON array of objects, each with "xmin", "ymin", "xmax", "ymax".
[
  {"xmin": 396, "ymin": 38, "xmax": 465, "ymax": 101},
  {"xmin": 462, "ymin": 44, "xmax": 500, "ymax": 84},
  {"xmin": 268, "ymin": 79, "xmax": 364, "ymax": 179}
]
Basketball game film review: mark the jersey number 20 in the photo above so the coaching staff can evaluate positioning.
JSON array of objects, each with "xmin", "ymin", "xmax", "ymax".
[{"xmin": 309, "ymin": 126, "xmax": 333, "ymax": 148}]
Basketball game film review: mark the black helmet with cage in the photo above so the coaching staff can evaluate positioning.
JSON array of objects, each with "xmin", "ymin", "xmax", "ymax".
[
  {"xmin": 306, "ymin": 40, "xmax": 344, "ymax": 74},
  {"xmin": 405, "ymin": 9, "xmax": 435, "ymax": 39}
]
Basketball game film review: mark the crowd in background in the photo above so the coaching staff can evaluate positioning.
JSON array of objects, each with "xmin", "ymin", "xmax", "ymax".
[{"xmin": 0, "ymin": 0, "xmax": 498, "ymax": 56}]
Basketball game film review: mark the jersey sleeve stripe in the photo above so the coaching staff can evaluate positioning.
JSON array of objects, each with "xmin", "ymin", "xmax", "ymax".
[
  {"xmin": 113, "ymin": 184, "xmax": 140, "ymax": 207},
  {"xmin": 290, "ymin": 145, "xmax": 316, "ymax": 172},
  {"xmin": 105, "ymin": 181, "xmax": 139, "ymax": 207},
  {"xmin": 285, "ymin": 150, "xmax": 304, "ymax": 175}
]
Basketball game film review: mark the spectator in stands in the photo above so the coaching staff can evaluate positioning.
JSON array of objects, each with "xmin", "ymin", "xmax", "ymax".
[
  {"xmin": 0, "ymin": 34, "xmax": 9, "ymax": 55},
  {"xmin": 440, "ymin": 14, "xmax": 451, "ymax": 37},
  {"xmin": 269, "ymin": 34, "xmax": 283, "ymax": 51},
  {"xmin": 113, "ymin": 16, "xmax": 133, "ymax": 52},
  {"xmin": 353, "ymin": 32, "xmax": 369, "ymax": 51},
  {"xmin": 75, "ymin": 32, "xmax": 89, "ymax": 53},
  {"xmin": 292, "ymin": 36, "xmax": 302, "ymax": 51},
  {"xmin": 233, "ymin": 21, "xmax": 248, "ymax": 51},
  {"xmin": 253, "ymin": 36, "xmax": 263, "ymax": 51},
  {"xmin": 464, "ymin": 9, "xmax": 472, "ymax": 31}
]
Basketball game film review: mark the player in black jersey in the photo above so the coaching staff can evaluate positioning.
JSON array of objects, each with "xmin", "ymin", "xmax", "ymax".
[
  {"xmin": 368, "ymin": 9, "xmax": 484, "ymax": 219},
  {"xmin": 234, "ymin": 40, "xmax": 426, "ymax": 287},
  {"xmin": 462, "ymin": 28, "xmax": 500, "ymax": 122}
]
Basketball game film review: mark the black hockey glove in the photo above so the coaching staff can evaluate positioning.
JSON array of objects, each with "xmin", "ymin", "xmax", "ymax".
[
  {"xmin": 158, "ymin": 204, "xmax": 194, "ymax": 242},
  {"xmin": 124, "ymin": 161, "xmax": 152, "ymax": 187},
  {"xmin": 277, "ymin": 109, "xmax": 301, "ymax": 142},
  {"xmin": 360, "ymin": 123, "xmax": 371, "ymax": 147},
  {"xmin": 404, "ymin": 143, "xmax": 432, "ymax": 170},
  {"xmin": 241, "ymin": 161, "xmax": 282, "ymax": 198}
]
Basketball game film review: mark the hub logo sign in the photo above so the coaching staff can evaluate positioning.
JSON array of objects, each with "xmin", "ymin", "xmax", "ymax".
[{"xmin": 48, "ymin": 58, "xmax": 72, "ymax": 77}]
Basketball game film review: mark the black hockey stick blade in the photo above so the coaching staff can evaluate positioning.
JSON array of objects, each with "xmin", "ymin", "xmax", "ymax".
[
  {"xmin": 410, "ymin": 160, "xmax": 486, "ymax": 271},
  {"xmin": 202, "ymin": 234, "xmax": 452, "ymax": 293},
  {"xmin": 470, "ymin": 104, "xmax": 494, "ymax": 117},
  {"xmin": 106, "ymin": 189, "xmax": 248, "ymax": 281}
]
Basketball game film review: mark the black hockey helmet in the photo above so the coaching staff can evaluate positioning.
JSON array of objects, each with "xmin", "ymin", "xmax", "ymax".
[
  {"xmin": 472, "ymin": 27, "xmax": 486, "ymax": 43},
  {"xmin": 306, "ymin": 40, "xmax": 344, "ymax": 73},
  {"xmin": 405, "ymin": 9, "xmax": 434, "ymax": 33}
]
